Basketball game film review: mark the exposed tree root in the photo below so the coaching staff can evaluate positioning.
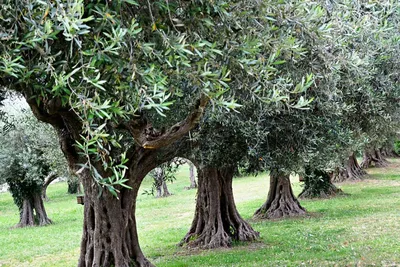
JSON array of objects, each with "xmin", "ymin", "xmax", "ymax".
[
  {"xmin": 180, "ymin": 166, "xmax": 259, "ymax": 249},
  {"xmin": 361, "ymin": 149, "xmax": 390, "ymax": 169},
  {"xmin": 15, "ymin": 193, "xmax": 52, "ymax": 228},
  {"xmin": 332, "ymin": 153, "xmax": 367, "ymax": 182},
  {"xmin": 254, "ymin": 170, "xmax": 306, "ymax": 219}
]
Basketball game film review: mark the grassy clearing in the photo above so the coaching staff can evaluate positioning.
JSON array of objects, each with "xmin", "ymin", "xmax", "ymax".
[{"xmin": 1, "ymin": 161, "xmax": 400, "ymax": 266}]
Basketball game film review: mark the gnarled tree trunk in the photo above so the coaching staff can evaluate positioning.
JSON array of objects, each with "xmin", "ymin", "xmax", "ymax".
[
  {"xmin": 332, "ymin": 152, "xmax": 367, "ymax": 182},
  {"xmin": 298, "ymin": 167, "xmax": 342, "ymax": 199},
  {"xmin": 254, "ymin": 170, "xmax": 306, "ymax": 219},
  {"xmin": 78, "ymin": 168, "xmax": 154, "ymax": 267},
  {"xmin": 360, "ymin": 148, "xmax": 390, "ymax": 168},
  {"xmin": 16, "ymin": 192, "xmax": 52, "ymax": 228},
  {"xmin": 180, "ymin": 165, "xmax": 259, "ymax": 249},
  {"xmin": 26, "ymin": 92, "xmax": 208, "ymax": 267}
]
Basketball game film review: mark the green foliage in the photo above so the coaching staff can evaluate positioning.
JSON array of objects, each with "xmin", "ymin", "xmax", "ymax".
[
  {"xmin": 0, "ymin": 99, "xmax": 67, "ymax": 207},
  {"xmin": 143, "ymin": 158, "xmax": 184, "ymax": 196}
]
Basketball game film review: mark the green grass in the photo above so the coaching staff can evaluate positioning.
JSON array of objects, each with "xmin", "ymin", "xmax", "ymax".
[{"xmin": 1, "ymin": 161, "xmax": 400, "ymax": 266}]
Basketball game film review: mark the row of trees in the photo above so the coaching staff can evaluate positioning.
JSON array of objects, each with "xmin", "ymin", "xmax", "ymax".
[{"xmin": 0, "ymin": 1, "xmax": 399, "ymax": 266}]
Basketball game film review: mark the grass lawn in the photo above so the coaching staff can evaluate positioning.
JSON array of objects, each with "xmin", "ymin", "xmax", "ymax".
[{"xmin": 1, "ymin": 160, "xmax": 400, "ymax": 267}]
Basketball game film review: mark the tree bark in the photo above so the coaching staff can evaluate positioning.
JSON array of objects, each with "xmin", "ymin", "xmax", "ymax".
[
  {"xmin": 26, "ymin": 92, "xmax": 207, "ymax": 267},
  {"xmin": 332, "ymin": 152, "xmax": 367, "ymax": 182},
  {"xmin": 180, "ymin": 165, "xmax": 259, "ymax": 249},
  {"xmin": 42, "ymin": 172, "xmax": 58, "ymax": 201},
  {"xmin": 16, "ymin": 192, "xmax": 52, "ymax": 228},
  {"xmin": 78, "ymin": 168, "xmax": 155, "ymax": 267},
  {"xmin": 298, "ymin": 167, "xmax": 342, "ymax": 199},
  {"xmin": 254, "ymin": 170, "xmax": 306, "ymax": 219},
  {"xmin": 360, "ymin": 148, "xmax": 390, "ymax": 169},
  {"xmin": 188, "ymin": 162, "xmax": 197, "ymax": 189}
]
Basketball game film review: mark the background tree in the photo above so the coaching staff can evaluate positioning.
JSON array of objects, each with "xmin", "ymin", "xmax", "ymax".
[
  {"xmin": 186, "ymin": 161, "xmax": 197, "ymax": 189},
  {"xmin": 0, "ymin": 110, "xmax": 55, "ymax": 227},
  {"xmin": 328, "ymin": 1, "xmax": 400, "ymax": 180}
]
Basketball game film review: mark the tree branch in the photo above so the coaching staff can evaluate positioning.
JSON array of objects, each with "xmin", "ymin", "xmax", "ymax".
[{"xmin": 126, "ymin": 94, "xmax": 209, "ymax": 150}]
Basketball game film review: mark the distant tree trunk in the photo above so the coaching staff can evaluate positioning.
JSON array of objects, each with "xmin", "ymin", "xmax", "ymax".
[
  {"xmin": 161, "ymin": 179, "xmax": 171, "ymax": 197},
  {"xmin": 42, "ymin": 172, "xmax": 58, "ymax": 201},
  {"xmin": 188, "ymin": 162, "xmax": 197, "ymax": 189},
  {"xmin": 254, "ymin": 170, "xmax": 306, "ymax": 219},
  {"xmin": 332, "ymin": 152, "xmax": 367, "ymax": 182},
  {"xmin": 16, "ymin": 192, "xmax": 52, "ymax": 228},
  {"xmin": 154, "ymin": 167, "xmax": 171, "ymax": 198},
  {"xmin": 360, "ymin": 148, "xmax": 390, "ymax": 168},
  {"xmin": 298, "ymin": 167, "xmax": 342, "ymax": 199},
  {"xmin": 180, "ymin": 165, "xmax": 259, "ymax": 248}
]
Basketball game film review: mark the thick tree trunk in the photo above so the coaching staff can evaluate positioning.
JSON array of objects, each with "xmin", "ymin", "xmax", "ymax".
[
  {"xmin": 298, "ymin": 167, "xmax": 342, "ymax": 199},
  {"xmin": 332, "ymin": 153, "xmax": 367, "ymax": 182},
  {"xmin": 360, "ymin": 149, "xmax": 390, "ymax": 168},
  {"xmin": 254, "ymin": 170, "xmax": 306, "ymax": 219},
  {"xmin": 78, "ymin": 169, "xmax": 154, "ymax": 267},
  {"xmin": 17, "ymin": 199, "xmax": 35, "ymax": 227},
  {"xmin": 16, "ymin": 192, "xmax": 52, "ymax": 228},
  {"xmin": 42, "ymin": 172, "xmax": 58, "ymax": 201},
  {"xmin": 26, "ymin": 92, "xmax": 208, "ymax": 267},
  {"xmin": 180, "ymin": 166, "xmax": 259, "ymax": 249},
  {"xmin": 188, "ymin": 162, "xmax": 197, "ymax": 189}
]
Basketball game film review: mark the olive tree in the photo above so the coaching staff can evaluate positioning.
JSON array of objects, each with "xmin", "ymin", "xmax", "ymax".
[{"xmin": 0, "ymin": 1, "xmax": 288, "ymax": 265}]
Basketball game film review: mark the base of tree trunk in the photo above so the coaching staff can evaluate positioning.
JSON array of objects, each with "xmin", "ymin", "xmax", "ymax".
[
  {"xmin": 79, "ymin": 171, "xmax": 155, "ymax": 267},
  {"xmin": 332, "ymin": 153, "xmax": 367, "ymax": 182},
  {"xmin": 360, "ymin": 149, "xmax": 390, "ymax": 169},
  {"xmin": 180, "ymin": 166, "xmax": 259, "ymax": 249},
  {"xmin": 254, "ymin": 170, "xmax": 306, "ymax": 219},
  {"xmin": 298, "ymin": 168, "xmax": 343, "ymax": 199},
  {"xmin": 15, "ymin": 193, "xmax": 52, "ymax": 228}
]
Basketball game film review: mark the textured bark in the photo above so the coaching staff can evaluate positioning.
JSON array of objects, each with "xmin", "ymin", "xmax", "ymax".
[
  {"xmin": 42, "ymin": 172, "xmax": 58, "ymax": 201},
  {"xmin": 26, "ymin": 91, "xmax": 206, "ymax": 267},
  {"xmin": 332, "ymin": 153, "xmax": 367, "ymax": 182},
  {"xmin": 180, "ymin": 166, "xmax": 259, "ymax": 249},
  {"xmin": 16, "ymin": 192, "xmax": 52, "ymax": 228},
  {"xmin": 254, "ymin": 170, "xmax": 306, "ymax": 219},
  {"xmin": 360, "ymin": 149, "xmax": 390, "ymax": 168},
  {"xmin": 298, "ymin": 168, "xmax": 342, "ymax": 199},
  {"xmin": 188, "ymin": 162, "xmax": 197, "ymax": 189},
  {"xmin": 78, "ymin": 169, "xmax": 154, "ymax": 267}
]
